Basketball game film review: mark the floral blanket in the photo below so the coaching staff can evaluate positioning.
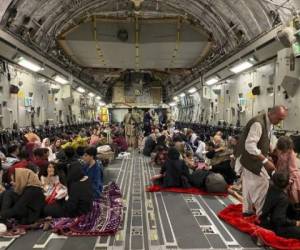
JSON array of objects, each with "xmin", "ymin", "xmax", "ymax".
[{"xmin": 52, "ymin": 182, "xmax": 123, "ymax": 236}]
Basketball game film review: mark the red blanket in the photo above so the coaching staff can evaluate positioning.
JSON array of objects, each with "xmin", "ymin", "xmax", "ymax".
[
  {"xmin": 146, "ymin": 184, "xmax": 228, "ymax": 197},
  {"xmin": 218, "ymin": 204, "xmax": 300, "ymax": 250}
]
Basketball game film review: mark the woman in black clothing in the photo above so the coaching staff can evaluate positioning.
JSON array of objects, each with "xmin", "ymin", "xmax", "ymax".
[
  {"xmin": 44, "ymin": 164, "xmax": 93, "ymax": 218},
  {"xmin": 161, "ymin": 147, "xmax": 191, "ymax": 188},
  {"xmin": 143, "ymin": 134, "xmax": 157, "ymax": 157},
  {"xmin": 0, "ymin": 168, "xmax": 45, "ymax": 226},
  {"xmin": 156, "ymin": 135, "xmax": 167, "ymax": 149},
  {"xmin": 260, "ymin": 172, "xmax": 300, "ymax": 239}
]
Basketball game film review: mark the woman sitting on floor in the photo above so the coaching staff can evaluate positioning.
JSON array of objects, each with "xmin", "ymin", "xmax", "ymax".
[
  {"xmin": 143, "ymin": 133, "xmax": 157, "ymax": 157},
  {"xmin": 260, "ymin": 171, "xmax": 300, "ymax": 240},
  {"xmin": 44, "ymin": 164, "xmax": 93, "ymax": 218},
  {"xmin": 0, "ymin": 168, "xmax": 45, "ymax": 228},
  {"xmin": 183, "ymin": 151, "xmax": 197, "ymax": 171},
  {"xmin": 90, "ymin": 128, "xmax": 100, "ymax": 146},
  {"xmin": 152, "ymin": 147, "xmax": 191, "ymax": 188},
  {"xmin": 41, "ymin": 138, "xmax": 56, "ymax": 161},
  {"xmin": 40, "ymin": 162, "xmax": 67, "ymax": 204},
  {"xmin": 275, "ymin": 136, "xmax": 300, "ymax": 209},
  {"xmin": 112, "ymin": 132, "xmax": 128, "ymax": 153}
]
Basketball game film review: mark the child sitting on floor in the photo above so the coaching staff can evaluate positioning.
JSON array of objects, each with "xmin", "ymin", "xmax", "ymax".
[
  {"xmin": 153, "ymin": 146, "xmax": 168, "ymax": 167},
  {"xmin": 183, "ymin": 151, "xmax": 197, "ymax": 170},
  {"xmin": 260, "ymin": 172, "xmax": 300, "ymax": 239},
  {"xmin": 151, "ymin": 147, "xmax": 191, "ymax": 188},
  {"xmin": 275, "ymin": 136, "xmax": 300, "ymax": 207},
  {"xmin": 40, "ymin": 162, "xmax": 67, "ymax": 204}
]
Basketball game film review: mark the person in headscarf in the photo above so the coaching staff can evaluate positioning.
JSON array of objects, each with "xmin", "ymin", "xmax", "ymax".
[
  {"xmin": 51, "ymin": 138, "xmax": 62, "ymax": 155},
  {"xmin": 41, "ymin": 138, "xmax": 56, "ymax": 161},
  {"xmin": 44, "ymin": 164, "xmax": 93, "ymax": 218},
  {"xmin": 0, "ymin": 168, "xmax": 44, "ymax": 227},
  {"xmin": 160, "ymin": 147, "xmax": 191, "ymax": 188}
]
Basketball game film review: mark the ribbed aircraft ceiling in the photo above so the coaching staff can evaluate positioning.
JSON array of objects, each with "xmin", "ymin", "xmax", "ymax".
[{"xmin": 0, "ymin": 0, "xmax": 298, "ymax": 98}]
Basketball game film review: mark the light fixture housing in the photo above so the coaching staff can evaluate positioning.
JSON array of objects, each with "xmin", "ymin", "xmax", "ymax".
[
  {"xmin": 17, "ymin": 57, "xmax": 43, "ymax": 72},
  {"xmin": 50, "ymin": 83, "xmax": 60, "ymax": 90},
  {"xmin": 76, "ymin": 87, "xmax": 85, "ymax": 93},
  {"xmin": 188, "ymin": 87, "xmax": 197, "ymax": 94},
  {"xmin": 205, "ymin": 76, "xmax": 220, "ymax": 86},
  {"xmin": 88, "ymin": 92, "xmax": 95, "ymax": 97},
  {"xmin": 229, "ymin": 59, "xmax": 255, "ymax": 74},
  {"xmin": 169, "ymin": 102, "xmax": 176, "ymax": 107},
  {"xmin": 179, "ymin": 93, "xmax": 185, "ymax": 97},
  {"xmin": 54, "ymin": 75, "xmax": 69, "ymax": 85}
]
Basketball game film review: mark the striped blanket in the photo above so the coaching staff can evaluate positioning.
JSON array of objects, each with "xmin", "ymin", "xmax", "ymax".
[{"xmin": 52, "ymin": 182, "xmax": 123, "ymax": 236}]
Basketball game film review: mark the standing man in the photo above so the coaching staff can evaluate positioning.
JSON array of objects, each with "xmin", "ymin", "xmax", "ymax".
[
  {"xmin": 131, "ymin": 107, "xmax": 141, "ymax": 148},
  {"xmin": 124, "ymin": 107, "xmax": 140, "ymax": 149},
  {"xmin": 235, "ymin": 105, "xmax": 288, "ymax": 216},
  {"xmin": 124, "ymin": 108, "xmax": 133, "ymax": 148},
  {"xmin": 143, "ymin": 109, "xmax": 152, "ymax": 136}
]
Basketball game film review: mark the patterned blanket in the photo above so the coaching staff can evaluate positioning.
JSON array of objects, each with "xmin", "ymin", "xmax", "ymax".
[{"xmin": 52, "ymin": 181, "xmax": 123, "ymax": 236}]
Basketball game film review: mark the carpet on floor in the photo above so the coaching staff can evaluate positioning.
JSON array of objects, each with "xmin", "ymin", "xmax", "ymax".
[
  {"xmin": 52, "ymin": 181, "xmax": 123, "ymax": 236},
  {"xmin": 218, "ymin": 203, "xmax": 300, "ymax": 250},
  {"xmin": 146, "ymin": 184, "xmax": 228, "ymax": 197}
]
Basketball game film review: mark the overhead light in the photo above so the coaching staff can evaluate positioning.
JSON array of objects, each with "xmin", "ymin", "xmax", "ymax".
[
  {"xmin": 96, "ymin": 96, "xmax": 101, "ymax": 100},
  {"xmin": 88, "ymin": 92, "xmax": 95, "ymax": 97},
  {"xmin": 205, "ymin": 76, "xmax": 220, "ymax": 86},
  {"xmin": 37, "ymin": 77, "xmax": 46, "ymax": 83},
  {"xmin": 173, "ymin": 96, "xmax": 179, "ymax": 101},
  {"xmin": 169, "ymin": 102, "xmax": 176, "ymax": 107},
  {"xmin": 179, "ymin": 93, "xmax": 185, "ymax": 97},
  {"xmin": 17, "ymin": 57, "xmax": 43, "ymax": 72},
  {"xmin": 229, "ymin": 61, "xmax": 254, "ymax": 74},
  {"xmin": 50, "ymin": 83, "xmax": 60, "ymax": 90},
  {"xmin": 188, "ymin": 87, "xmax": 197, "ymax": 94},
  {"xmin": 76, "ymin": 87, "xmax": 85, "ymax": 93},
  {"xmin": 98, "ymin": 101, "xmax": 106, "ymax": 106},
  {"xmin": 54, "ymin": 75, "xmax": 69, "ymax": 85}
]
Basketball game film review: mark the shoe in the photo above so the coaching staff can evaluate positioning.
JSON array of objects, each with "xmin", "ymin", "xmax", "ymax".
[{"xmin": 242, "ymin": 212, "xmax": 254, "ymax": 217}]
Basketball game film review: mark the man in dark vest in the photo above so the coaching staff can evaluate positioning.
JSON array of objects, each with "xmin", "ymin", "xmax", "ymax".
[{"xmin": 235, "ymin": 105, "xmax": 288, "ymax": 216}]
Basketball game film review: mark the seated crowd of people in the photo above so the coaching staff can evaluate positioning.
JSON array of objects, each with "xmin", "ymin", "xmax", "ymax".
[
  {"xmin": 1, "ymin": 116, "xmax": 300, "ymax": 242},
  {"xmin": 143, "ymin": 124, "xmax": 300, "ymax": 241},
  {"xmin": 143, "ymin": 127, "xmax": 238, "ymax": 193},
  {"xmin": 0, "ymin": 123, "xmax": 127, "ymax": 232}
]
